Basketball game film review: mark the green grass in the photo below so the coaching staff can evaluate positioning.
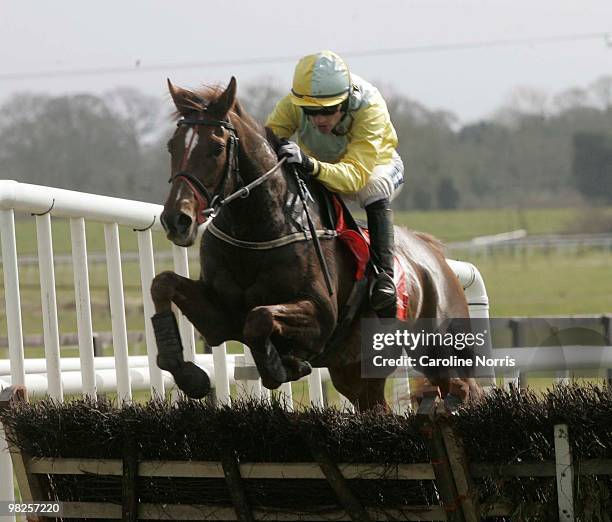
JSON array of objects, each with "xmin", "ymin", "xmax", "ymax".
[
  {"xmin": 457, "ymin": 249, "xmax": 612, "ymax": 316},
  {"xmin": 2, "ymin": 206, "xmax": 611, "ymax": 341},
  {"xmin": 3, "ymin": 249, "xmax": 610, "ymax": 342},
  {"xmin": 394, "ymin": 206, "xmax": 612, "ymax": 243},
  {"xmin": 0, "ymin": 258, "xmax": 183, "ymax": 339}
]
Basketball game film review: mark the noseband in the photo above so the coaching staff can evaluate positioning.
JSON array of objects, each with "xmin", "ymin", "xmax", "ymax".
[{"xmin": 169, "ymin": 115, "xmax": 241, "ymax": 224}]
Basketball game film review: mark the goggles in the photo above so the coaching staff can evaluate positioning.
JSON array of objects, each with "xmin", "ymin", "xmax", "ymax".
[{"xmin": 301, "ymin": 104, "xmax": 341, "ymax": 116}]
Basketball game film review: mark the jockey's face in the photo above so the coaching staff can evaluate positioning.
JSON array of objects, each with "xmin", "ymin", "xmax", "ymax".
[{"xmin": 307, "ymin": 107, "xmax": 344, "ymax": 134}]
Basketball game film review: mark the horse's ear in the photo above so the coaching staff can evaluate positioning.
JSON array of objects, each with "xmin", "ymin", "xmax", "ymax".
[
  {"xmin": 167, "ymin": 78, "xmax": 201, "ymax": 115},
  {"xmin": 208, "ymin": 77, "xmax": 237, "ymax": 118}
]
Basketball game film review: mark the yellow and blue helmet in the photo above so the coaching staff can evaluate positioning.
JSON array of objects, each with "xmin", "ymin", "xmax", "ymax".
[{"xmin": 290, "ymin": 50, "xmax": 351, "ymax": 107}]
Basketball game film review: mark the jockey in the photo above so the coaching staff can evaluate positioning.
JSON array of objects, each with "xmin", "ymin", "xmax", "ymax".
[{"xmin": 266, "ymin": 50, "xmax": 404, "ymax": 318}]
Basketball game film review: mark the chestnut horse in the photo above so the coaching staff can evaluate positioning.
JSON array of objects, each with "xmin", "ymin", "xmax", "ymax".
[{"xmin": 150, "ymin": 77, "xmax": 479, "ymax": 410}]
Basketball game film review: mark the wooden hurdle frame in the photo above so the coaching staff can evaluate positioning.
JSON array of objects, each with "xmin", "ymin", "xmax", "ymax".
[{"xmin": 3, "ymin": 386, "xmax": 608, "ymax": 521}]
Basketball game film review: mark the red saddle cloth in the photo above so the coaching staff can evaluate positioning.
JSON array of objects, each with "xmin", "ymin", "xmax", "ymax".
[{"xmin": 332, "ymin": 197, "xmax": 409, "ymax": 320}]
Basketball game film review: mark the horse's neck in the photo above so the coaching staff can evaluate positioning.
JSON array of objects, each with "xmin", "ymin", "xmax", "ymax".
[{"xmin": 216, "ymin": 124, "xmax": 288, "ymax": 239}]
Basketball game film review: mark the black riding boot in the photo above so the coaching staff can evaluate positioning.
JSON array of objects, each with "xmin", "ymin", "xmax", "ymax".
[{"xmin": 366, "ymin": 198, "xmax": 397, "ymax": 318}]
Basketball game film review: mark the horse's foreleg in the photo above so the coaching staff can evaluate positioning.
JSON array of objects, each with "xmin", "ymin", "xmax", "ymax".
[
  {"xmin": 242, "ymin": 300, "xmax": 324, "ymax": 389},
  {"xmin": 151, "ymin": 271, "xmax": 240, "ymax": 340},
  {"xmin": 150, "ymin": 271, "xmax": 235, "ymax": 398}
]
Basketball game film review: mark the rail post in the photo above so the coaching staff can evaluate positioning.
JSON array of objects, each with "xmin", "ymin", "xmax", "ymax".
[
  {"xmin": 554, "ymin": 424, "xmax": 575, "ymax": 521},
  {"xmin": 0, "ymin": 387, "xmax": 43, "ymax": 522},
  {"xmin": 417, "ymin": 387, "xmax": 479, "ymax": 521},
  {"xmin": 510, "ymin": 318, "xmax": 528, "ymax": 389}
]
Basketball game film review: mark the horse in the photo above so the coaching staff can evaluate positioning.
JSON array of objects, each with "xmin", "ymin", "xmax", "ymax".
[{"xmin": 150, "ymin": 77, "xmax": 481, "ymax": 411}]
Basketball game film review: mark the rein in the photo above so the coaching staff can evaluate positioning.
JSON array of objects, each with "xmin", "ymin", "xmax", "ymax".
[{"xmin": 217, "ymin": 156, "xmax": 287, "ymax": 209}]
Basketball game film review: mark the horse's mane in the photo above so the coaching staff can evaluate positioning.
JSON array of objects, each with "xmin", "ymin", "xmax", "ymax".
[
  {"xmin": 172, "ymin": 83, "xmax": 285, "ymax": 164},
  {"xmin": 173, "ymin": 84, "xmax": 261, "ymax": 133}
]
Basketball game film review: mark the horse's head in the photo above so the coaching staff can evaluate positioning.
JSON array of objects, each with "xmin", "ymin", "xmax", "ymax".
[{"xmin": 161, "ymin": 78, "xmax": 239, "ymax": 246}]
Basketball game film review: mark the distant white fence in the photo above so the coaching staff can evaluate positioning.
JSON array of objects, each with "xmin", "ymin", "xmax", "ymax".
[{"xmin": 448, "ymin": 230, "xmax": 612, "ymax": 257}]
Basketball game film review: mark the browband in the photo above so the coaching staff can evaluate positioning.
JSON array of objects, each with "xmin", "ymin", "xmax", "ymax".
[{"xmin": 178, "ymin": 118, "xmax": 236, "ymax": 131}]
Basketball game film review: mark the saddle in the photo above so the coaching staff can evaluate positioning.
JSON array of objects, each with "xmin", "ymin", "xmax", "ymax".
[
  {"xmin": 309, "ymin": 180, "xmax": 409, "ymax": 321},
  {"xmin": 307, "ymin": 181, "xmax": 409, "ymax": 367}
]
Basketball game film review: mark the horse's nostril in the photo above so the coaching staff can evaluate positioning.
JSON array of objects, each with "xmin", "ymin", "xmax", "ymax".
[
  {"xmin": 174, "ymin": 213, "xmax": 193, "ymax": 234},
  {"xmin": 161, "ymin": 211, "xmax": 193, "ymax": 236}
]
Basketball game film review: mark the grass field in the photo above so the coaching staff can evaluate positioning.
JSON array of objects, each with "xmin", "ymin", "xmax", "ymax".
[
  {"xmin": 392, "ymin": 206, "xmax": 610, "ymax": 242},
  {"xmin": 458, "ymin": 249, "xmax": 612, "ymax": 316},
  {"xmin": 11, "ymin": 218, "xmax": 172, "ymax": 256},
  {"xmin": 3, "ymin": 249, "xmax": 611, "ymax": 338}
]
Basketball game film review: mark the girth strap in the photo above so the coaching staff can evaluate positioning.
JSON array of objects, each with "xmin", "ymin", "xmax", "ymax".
[{"xmin": 206, "ymin": 221, "xmax": 337, "ymax": 250}]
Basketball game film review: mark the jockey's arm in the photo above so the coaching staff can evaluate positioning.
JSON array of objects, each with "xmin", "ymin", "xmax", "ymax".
[
  {"xmin": 265, "ymin": 96, "xmax": 299, "ymax": 139},
  {"xmin": 313, "ymin": 103, "xmax": 387, "ymax": 194}
]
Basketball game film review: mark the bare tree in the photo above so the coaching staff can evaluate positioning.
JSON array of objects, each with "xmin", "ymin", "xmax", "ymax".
[
  {"xmin": 105, "ymin": 87, "xmax": 171, "ymax": 145},
  {"xmin": 552, "ymin": 87, "xmax": 589, "ymax": 113},
  {"xmin": 239, "ymin": 77, "xmax": 285, "ymax": 124},
  {"xmin": 496, "ymin": 86, "xmax": 550, "ymax": 124},
  {"xmin": 589, "ymin": 75, "xmax": 612, "ymax": 110}
]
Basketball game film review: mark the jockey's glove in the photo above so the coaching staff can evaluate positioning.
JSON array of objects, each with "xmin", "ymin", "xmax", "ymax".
[{"xmin": 278, "ymin": 140, "xmax": 319, "ymax": 178}]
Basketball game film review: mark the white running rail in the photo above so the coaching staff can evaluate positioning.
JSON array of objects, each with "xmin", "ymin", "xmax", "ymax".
[{"xmin": 0, "ymin": 180, "xmax": 493, "ymax": 516}]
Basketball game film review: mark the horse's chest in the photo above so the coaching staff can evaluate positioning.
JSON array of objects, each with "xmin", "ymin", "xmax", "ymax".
[{"xmin": 204, "ymin": 254, "xmax": 304, "ymax": 310}]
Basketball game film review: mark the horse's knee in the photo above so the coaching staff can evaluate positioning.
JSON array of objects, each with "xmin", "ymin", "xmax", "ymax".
[
  {"xmin": 151, "ymin": 271, "xmax": 179, "ymax": 303},
  {"xmin": 243, "ymin": 307, "xmax": 275, "ymax": 344}
]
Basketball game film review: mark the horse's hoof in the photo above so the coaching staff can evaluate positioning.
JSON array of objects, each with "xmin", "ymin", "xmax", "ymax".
[
  {"xmin": 173, "ymin": 362, "xmax": 212, "ymax": 399},
  {"xmin": 282, "ymin": 356, "xmax": 312, "ymax": 381},
  {"xmin": 260, "ymin": 376, "xmax": 282, "ymax": 390},
  {"xmin": 249, "ymin": 341, "xmax": 288, "ymax": 384}
]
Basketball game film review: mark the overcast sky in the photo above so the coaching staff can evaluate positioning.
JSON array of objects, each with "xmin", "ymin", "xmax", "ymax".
[{"xmin": 1, "ymin": 0, "xmax": 611, "ymax": 123}]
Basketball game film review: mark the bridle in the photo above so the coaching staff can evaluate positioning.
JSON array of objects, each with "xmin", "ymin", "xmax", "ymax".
[
  {"xmin": 168, "ymin": 114, "xmax": 241, "ymax": 224},
  {"xmin": 167, "ymin": 113, "xmax": 288, "ymax": 226},
  {"xmin": 165, "ymin": 110, "xmax": 333, "ymax": 294}
]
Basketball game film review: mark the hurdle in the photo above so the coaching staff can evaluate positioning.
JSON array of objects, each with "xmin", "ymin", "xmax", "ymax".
[{"xmin": 4, "ymin": 384, "xmax": 608, "ymax": 521}]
